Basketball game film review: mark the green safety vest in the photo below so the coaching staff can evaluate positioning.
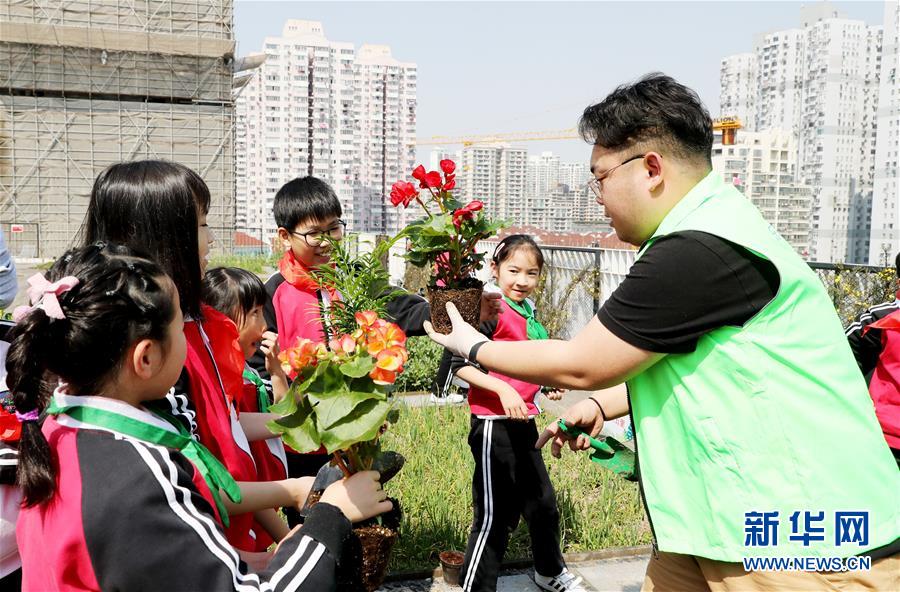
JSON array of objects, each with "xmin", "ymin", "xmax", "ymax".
[{"xmin": 627, "ymin": 171, "xmax": 900, "ymax": 561}]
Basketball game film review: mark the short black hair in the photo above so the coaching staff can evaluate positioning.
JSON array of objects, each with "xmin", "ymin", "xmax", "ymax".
[
  {"xmin": 895, "ymin": 252, "xmax": 899, "ymax": 277},
  {"xmin": 579, "ymin": 73, "xmax": 713, "ymax": 166},
  {"xmin": 81, "ymin": 160, "xmax": 210, "ymax": 319},
  {"xmin": 201, "ymin": 267, "xmax": 267, "ymax": 327},
  {"xmin": 273, "ymin": 177, "xmax": 342, "ymax": 231}
]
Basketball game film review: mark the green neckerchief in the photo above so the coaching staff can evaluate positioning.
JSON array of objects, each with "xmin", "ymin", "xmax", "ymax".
[
  {"xmin": 45, "ymin": 397, "xmax": 242, "ymax": 526},
  {"xmin": 243, "ymin": 368, "xmax": 270, "ymax": 413},
  {"xmin": 503, "ymin": 296, "xmax": 549, "ymax": 341}
]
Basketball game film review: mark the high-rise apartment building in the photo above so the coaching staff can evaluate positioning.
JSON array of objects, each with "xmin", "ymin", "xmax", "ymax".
[
  {"xmin": 720, "ymin": 3, "xmax": 884, "ymax": 263},
  {"xmin": 459, "ymin": 144, "xmax": 527, "ymax": 221},
  {"xmin": 558, "ymin": 162, "xmax": 589, "ymax": 193},
  {"xmin": 755, "ymin": 28, "xmax": 806, "ymax": 136},
  {"xmin": 712, "ymin": 130, "xmax": 813, "ymax": 256},
  {"xmin": 236, "ymin": 20, "xmax": 416, "ymax": 241},
  {"xmin": 869, "ymin": 0, "xmax": 900, "ymax": 266},
  {"xmin": 526, "ymin": 158, "xmax": 595, "ymax": 232},
  {"xmin": 801, "ymin": 8, "xmax": 882, "ymax": 263},
  {"xmin": 526, "ymin": 152, "xmax": 560, "ymax": 197},
  {"xmin": 719, "ymin": 52, "xmax": 757, "ymax": 130}
]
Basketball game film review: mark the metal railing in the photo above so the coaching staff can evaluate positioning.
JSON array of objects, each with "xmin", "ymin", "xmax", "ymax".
[{"xmin": 212, "ymin": 232, "xmax": 895, "ymax": 334}]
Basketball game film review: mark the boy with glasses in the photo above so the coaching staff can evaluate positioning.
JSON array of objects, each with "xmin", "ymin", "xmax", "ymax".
[{"xmin": 249, "ymin": 177, "xmax": 498, "ymax": 526}]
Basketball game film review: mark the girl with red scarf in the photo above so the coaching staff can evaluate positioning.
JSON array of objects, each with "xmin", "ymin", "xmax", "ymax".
[
  {"xmin": 81, "ymin": 161, "xmax": 311, "ymax": 560},
  {"xmin": 203, "ymin": 267, "xmax": 293, "ymax": 550}
]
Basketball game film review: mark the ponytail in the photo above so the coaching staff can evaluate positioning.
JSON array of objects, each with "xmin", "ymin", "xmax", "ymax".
[{"xmin": 7, "ymin": 311, "xmax": 57, "ymax": 505}]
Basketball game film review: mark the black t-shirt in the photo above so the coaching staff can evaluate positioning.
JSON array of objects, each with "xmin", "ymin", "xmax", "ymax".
[{"xmin": 597, "ymin": 231, "xmax": 780, "ymax": 354}]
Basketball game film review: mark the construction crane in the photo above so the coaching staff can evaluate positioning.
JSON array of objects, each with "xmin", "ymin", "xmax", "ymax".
[
  {"xmin": 415, "ymin": 128, "xmax": 579, "ymax": 146},
  {"xmin": 712, "ymin": 116, "xmax": 743, "ymax": 146},
  {"xmin": 419, "ymin": 119, "xmax": 745, "ymax": 148}
]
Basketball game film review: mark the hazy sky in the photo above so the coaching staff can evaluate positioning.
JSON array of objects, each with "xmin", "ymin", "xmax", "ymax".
[{"xmin": 234, "ymin": 1, "xmax": 887, "ymax": 164}]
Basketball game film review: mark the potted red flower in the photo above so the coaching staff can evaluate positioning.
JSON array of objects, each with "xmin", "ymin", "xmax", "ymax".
[{"xmin": 389, "ymin": 159, "xmax": 505, "ymax": 333}]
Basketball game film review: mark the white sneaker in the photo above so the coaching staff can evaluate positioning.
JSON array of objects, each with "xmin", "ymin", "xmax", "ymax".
[
  {"xmin": 445, "ymin": 393, "xmax": 466, "ymax": 404},
  {"xmin": 429, "ymin": 393, "xmax": 466, "ymax": 405},
  {"xmin": 534, "ymin": 568, "xmax": 586, "ymax": 592}
]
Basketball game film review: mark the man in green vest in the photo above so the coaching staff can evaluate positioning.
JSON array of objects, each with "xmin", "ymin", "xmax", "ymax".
[{"xmin": 426, "ymin": 73, "xmax": 899, "ymax": 591}]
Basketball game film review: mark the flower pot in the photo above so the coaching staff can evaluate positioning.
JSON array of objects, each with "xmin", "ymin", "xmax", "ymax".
[
  {"xmin": 439, "ymin": 550, "xmax": 465, "ymax": 586},
  {"xmin": 427, "ymin": 278, "xmax": 484, "ymax": 334}
]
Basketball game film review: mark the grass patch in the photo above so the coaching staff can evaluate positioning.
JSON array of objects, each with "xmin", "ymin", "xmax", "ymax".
[
  {"xmin": 208, "ymin": 253, "xmax": 279, "ymax": 275},
  {"xmin": 382, "ymin": 403, "xmax": 650, "ymax": 573}
]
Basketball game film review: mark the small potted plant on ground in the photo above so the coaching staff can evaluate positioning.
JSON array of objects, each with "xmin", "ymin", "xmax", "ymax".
[
  {"xmin": 389, "ymin": 159, "xmax": 505, "ymax": 333},
  {"xmin": 267, "ymin": 237, "xmax": 407, "ymax": 591}
]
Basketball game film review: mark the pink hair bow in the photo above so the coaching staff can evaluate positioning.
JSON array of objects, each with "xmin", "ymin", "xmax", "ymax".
[{"xmin": 12, "ymin": 273, "xmax": 80, "ymax": 322}]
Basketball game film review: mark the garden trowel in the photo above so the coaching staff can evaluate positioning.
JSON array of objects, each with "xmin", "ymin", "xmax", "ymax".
[{"xmin": 556, "ymin": 419, "xmax": 637, "ymax": 481}]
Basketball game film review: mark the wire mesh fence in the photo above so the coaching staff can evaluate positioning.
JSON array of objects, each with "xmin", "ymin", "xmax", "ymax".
[
  {"xmin": 809, "ymin": 262, "xmax": 898, "ymax": 326},
  {"xmin": 476, "ymin": 241, "xmax": 637, "ymax": 339}
]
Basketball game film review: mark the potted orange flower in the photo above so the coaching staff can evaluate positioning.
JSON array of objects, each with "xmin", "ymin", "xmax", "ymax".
[
  {"xmin": 389, "ymin": 159, "xmax": 505, "ymax": 332},
  {"xmin": 268, "ymin": 310, "xmax": 405, "ymax": 470},
  {"xmin": 266, "ymin": 238, "xmax": 407, "ymax": 591}
]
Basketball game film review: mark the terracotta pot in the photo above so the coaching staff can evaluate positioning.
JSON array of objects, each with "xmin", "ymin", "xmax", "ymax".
[
  {"xmin": 439, "ymin": 550, "xmax": 465, "ymax": 586},
  {"xmin": 427, "ymin": 279, "xmax": 484, "ymax": 334}
]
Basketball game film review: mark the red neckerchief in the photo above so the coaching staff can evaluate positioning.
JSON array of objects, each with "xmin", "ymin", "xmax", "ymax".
[
  {"xmin": 197, "ymin": 304, "xmax": 245, "ymax": 411},
  {"xmin": 278, "ymin": 250, "xmax": 338, "ymax": 301}
]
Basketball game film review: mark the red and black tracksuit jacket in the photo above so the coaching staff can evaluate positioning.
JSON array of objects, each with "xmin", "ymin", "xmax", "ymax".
[
  {"xmin": 846, "ymin": 295, "xmax": 900, "ymax": 457},
  {"xmin": 17, "ymin": 414, "xmax": 351, "ymax": 591}
]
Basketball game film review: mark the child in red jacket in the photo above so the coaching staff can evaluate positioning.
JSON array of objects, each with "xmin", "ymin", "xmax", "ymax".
[
  {"xmin": 203, "ymin": 267, "xmax": 293, "ymax": 550},
  {"xmin": 846, "ymin": 252, "xmax": 900, "ymax": 465},
  {"xmin": 12, "ymin": 243, "xmax": 392, "ymax": 591}
]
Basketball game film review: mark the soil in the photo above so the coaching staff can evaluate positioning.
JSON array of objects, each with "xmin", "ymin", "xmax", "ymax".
[
  {"xmin": 438, "ymin": 550, "xmax": 465, "ymax": 587},
  {"xmin": 306, "ymin": 490, "xmax": 403, "ymax": 592},
  {"xmin": 439, "ymin": 550, "xmax": 464, "ymax": 566},
  {"xmin": 427, "ymin": 278, "xmax": 484, "ymax": 334}
]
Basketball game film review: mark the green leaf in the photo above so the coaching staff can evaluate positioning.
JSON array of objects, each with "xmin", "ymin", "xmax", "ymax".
[
  {"xmin": 386, "ymin": 408, "xmax": 400, "ymax": 424},
  {"xmin": 267, "ymin": 397, "xmax": 321, "ymax": 453},
  {"xmin": 422, "ymin": 214, "xmax": 452, "ymax": 235},
  {"xmin": 280, "ymin": 428, "xmax": 321, "ymax": 454},
  {"xmin": 267, "ymin": 388, "xmax": 298, "ymax": 416},
  {"xmin": 303, "ymin": 361, "xmax": 345, "ymax": 396},
  {"xmin": 405, "ymin": 251, "xmax": 431, "ymax": 267},
  {"xmin": 339, "ymin": 354, "xmax": 376, "ymax": 378},
  {"xmin": 312, "ymin": 388, "xmax": 386, "ymax": 430},
  {"xmin": 318, "ymin": 398, "xmax": 392, "ymax": 454}
]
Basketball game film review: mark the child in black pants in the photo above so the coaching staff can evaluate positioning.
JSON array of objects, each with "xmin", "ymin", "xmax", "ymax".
[{"xmin": 452, "ymin": 236, "xmax": 583, "ymax": 592}]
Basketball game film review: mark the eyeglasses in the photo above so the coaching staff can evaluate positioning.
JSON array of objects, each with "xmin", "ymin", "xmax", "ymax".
[
  {"xmin": 587, "ymin": 154, "xmax": 646, "ymax": 199},
  {"xmin": 289, "ymin": 219, "xmax": 347, "ymax": 247}
]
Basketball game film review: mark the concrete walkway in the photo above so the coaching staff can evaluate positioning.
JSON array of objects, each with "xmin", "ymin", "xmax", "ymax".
[{"xmin": 379, "ymin": 553, "xmax": 649, "ymax": 591}]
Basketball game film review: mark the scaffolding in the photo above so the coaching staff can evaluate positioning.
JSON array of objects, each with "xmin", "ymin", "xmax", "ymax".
[{"xmin": 0, "ymin": 0, "xmax": 235, "ymax": 258}]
